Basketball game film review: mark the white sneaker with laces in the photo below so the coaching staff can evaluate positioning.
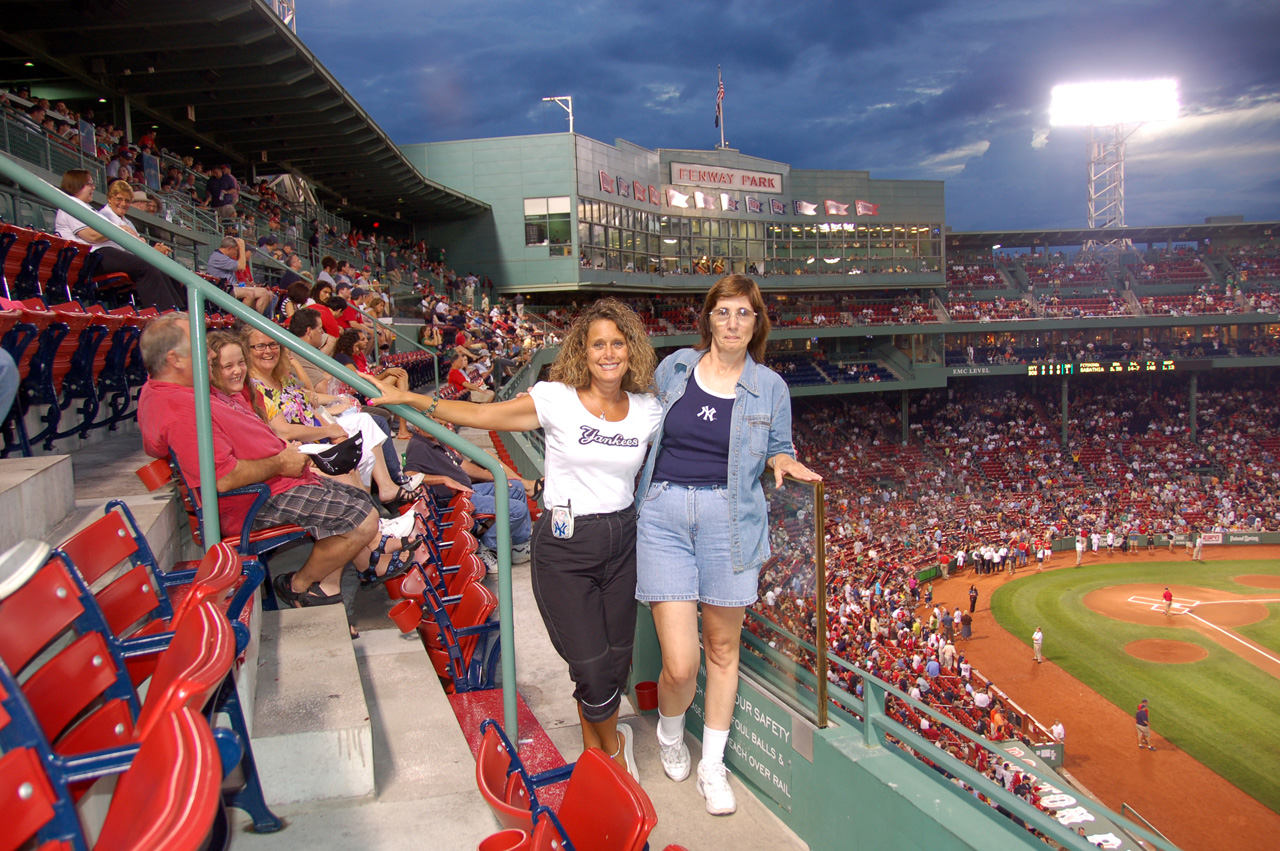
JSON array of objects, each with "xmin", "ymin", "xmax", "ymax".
[
  {"xmin": 403, "ymin": 472, "xmax": 425, "ymax": 491},
  {"xmin": 511, "ymin": 540, "xmax": 531, "ymax": 564},
  {"xmin": 659, "ymin": 740, "xmax": 690, "ymax": 782},
  {"xmin": 378, "ymin": 512, "xmax": 416, "ymax": 539},
  {"xmin": 696, "ymin": 761, "xmax": 736, "ymax": 815},
  {"xmin": 616, "ymin": 722, "xmax": 639, "ymax": 785},
  {"xmin": 477, "ymin": 547, "xmax": 499, "ymax": 575}
]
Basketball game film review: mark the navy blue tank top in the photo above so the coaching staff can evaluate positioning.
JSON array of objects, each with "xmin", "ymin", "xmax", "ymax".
[{"xmin": 652, "ymin": 369, "xmax": 734, "ymax": 485}]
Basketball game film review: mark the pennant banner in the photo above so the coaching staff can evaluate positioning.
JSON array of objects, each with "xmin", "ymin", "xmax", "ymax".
[
  {"xmin": 599, "ymin": 171, "xmax": 614, "ymax": 193},
  {"xmin": 633, "ymin": 181, "xmax": 647, "ymax": 203},
  {"xmin": 617, "ymin": 178, "xmax": 630, "ymax": 199},
  {"xmin": 745, "ymin": 195, "xmax": 763, "ymax": 214},
  {"xmin": 824, "ymin": 200, "xmax": 849, "ymax": 216},
  {"xmin": 720, "ymin": 193, "xmax": 739, "ymax": 212},
  {"xmin": 855, "ymin": 199, "xmax": 880, "ymax": 216},
  {"xmin": 770, "ymin": 198, "xmax": 787, "ymax": 215},
  {"xmin": 667, "ymin": 188, "xmax": 691, "ymax": 208},
  {"xmin": 649, "ymin": 185, "xmax": 661, "ymax": 206},
  {"xmin": 794, "ymin": 200, "xmax": 817, "ymax": 216}
]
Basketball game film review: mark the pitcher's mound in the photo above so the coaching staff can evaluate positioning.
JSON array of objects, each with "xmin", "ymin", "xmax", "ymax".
[
  {"xmin": 1125, "ymin": 639, "xmax": 1208, "ymax": 664},
  {"xmin": 1235, "ymin": 574, "xmax": 1280, "ymax": 590}
]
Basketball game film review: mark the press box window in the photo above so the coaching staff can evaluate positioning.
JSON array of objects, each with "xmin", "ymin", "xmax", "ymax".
[{"xmin": 525, "ymin": 196, "xmax": 573, "ymax": 255}]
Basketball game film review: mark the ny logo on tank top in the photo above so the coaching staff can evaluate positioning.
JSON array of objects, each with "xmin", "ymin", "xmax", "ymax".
[{"xmin": 697, "ymin": 405, "xmax": 717, "ymax": 422}]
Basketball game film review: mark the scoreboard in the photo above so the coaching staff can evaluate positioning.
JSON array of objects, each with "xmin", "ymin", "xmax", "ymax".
[{"xmin": 1027, "ymin": 360, "xmax": 1176, "ymax": 377}]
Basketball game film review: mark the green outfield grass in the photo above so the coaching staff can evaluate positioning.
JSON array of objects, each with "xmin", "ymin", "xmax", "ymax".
[
  {"xmin": 990, "ymin": 560, "xmax": 1280, "ymax": 815},
  {"xmin": 1236, "ymin": 602, "xmax": 1280, "ymax": 657}
]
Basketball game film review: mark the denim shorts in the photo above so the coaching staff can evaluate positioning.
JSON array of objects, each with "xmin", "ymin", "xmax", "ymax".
[{"xmin": 636, "ymin": 480, "xmax": 759, "ymax": 608}]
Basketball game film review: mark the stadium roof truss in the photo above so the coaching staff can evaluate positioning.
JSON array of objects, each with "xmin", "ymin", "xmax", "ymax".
[{"xmin": 0, "ymin": 0, "xmax": 489, "ymax": 224}]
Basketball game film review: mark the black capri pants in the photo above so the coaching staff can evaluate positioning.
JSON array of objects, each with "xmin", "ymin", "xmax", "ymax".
[{"xmin": 529, "ymin": 507, "xmax": 637, "ymax": 723}]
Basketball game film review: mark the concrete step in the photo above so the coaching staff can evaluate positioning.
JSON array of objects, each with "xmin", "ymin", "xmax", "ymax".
[
  {"xmin": 251, "ymin": 606, "xmax": 375, "ymax": 806},
  {"xmin": 0, "ymin": 455, "xmax": 75, "ymax": 552},
  {"xmin": 229, "ymin": 624, "xmax": 497, "ymax": 850}
]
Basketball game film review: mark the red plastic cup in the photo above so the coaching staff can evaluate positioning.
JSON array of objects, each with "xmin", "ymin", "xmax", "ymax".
[
  {"xmin": 478, "ymin": 829, "xmax": 530, "ymax": 851},
  {"xmin": 389, "ymin": 599, "xmax": 423, "ymax": 633},
  {"xmin": 634, "ymin": 680, "xmax": 659, "ymax": 712}
]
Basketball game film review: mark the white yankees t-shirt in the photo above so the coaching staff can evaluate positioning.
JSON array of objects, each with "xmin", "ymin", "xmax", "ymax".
[{"xmin": 528, "ymin": 381, "xmax": 662, "ymax": 515}]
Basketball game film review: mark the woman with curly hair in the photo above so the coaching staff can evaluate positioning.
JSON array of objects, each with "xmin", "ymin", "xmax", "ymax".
[{"xmin": 366, "ymin": 297, "xmax": 661, "ymax": 782}]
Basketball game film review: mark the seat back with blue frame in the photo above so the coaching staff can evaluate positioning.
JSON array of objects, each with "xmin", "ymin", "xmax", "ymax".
[
  {"xmin": 420, "ymin": 578, "xmax": 500, "ymax": 693},
  {"xmin": 475, "ymin": 718, "xmax": 573, "ymax": 833},
  {"xmin": 527, "ymin": 747, "xmax": 658, "ymax": 851}
]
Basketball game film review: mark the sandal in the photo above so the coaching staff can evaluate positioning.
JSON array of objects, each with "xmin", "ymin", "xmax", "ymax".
[
  {"xmin": 381, "ymin": 486, "xmax": 418, "ymax": 512},
  {"xmin": 359, "ymin": 535, "xmax": 425, "ymax": 586},
  {"xmin": 273, "ymin": 571, "xmax": 343, "ymax": 608}
]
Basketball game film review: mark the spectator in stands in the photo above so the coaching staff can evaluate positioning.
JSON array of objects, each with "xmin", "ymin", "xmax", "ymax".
[
  {"xmin": 367, "ymin": 298, "xmax": 661, "ymax": 784},
  {"xmin": 137, "ymin": 314, "xmax": 381, "ymax": 608},
  {"xmin": 279, "ymin": 253, "xmax": 307, "ymax": 290},
  {"xmin": 280, "ymin": 280, "xmax": 311, "ymax": 322},
  {"xmin": 402, "ymin": 424, "xmax": 534, "ymax": 571},
  {"xmin": 635, "ymin": 275, "xmax": 820, "ymax": 814},
  {"xmin": 205, "ymin": 236, "xmax": 273, "ymax": 315},
  {"xmin": 447, "ymin": 353, "xmax": 493, "ymax": 403},
  {"xmin": 200, "ymin": 165, "xmax": 238, "ymax": 218},
  {"xmin": 241, "ymin": 326, "xmax": 417, "ymax": 510},
  {"xmin": 56, "ymin": 175, "xmax": 185, "ymax": 311},
  {"xmin": 332, "ymin": 328, "xmax": 412, "ymax": 439}
]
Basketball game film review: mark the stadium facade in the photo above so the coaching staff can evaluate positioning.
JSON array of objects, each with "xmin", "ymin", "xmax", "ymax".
[{"xmin": 399, "ymin": 133, "xmax": 944, "ymax": 292}]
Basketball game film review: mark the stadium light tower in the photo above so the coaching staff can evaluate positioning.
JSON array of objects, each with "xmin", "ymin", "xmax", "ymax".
[{"xmin": 1049, "ymin": 79, "xmax": 1179, "ymax": 252}]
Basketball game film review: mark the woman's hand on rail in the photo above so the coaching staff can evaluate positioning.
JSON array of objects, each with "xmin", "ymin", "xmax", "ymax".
[{"xmin": 770, "ymin": 454, "xmax": 823, "ymax": 488}]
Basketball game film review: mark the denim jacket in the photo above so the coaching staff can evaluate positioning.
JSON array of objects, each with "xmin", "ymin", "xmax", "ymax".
[{"xmin": 636, "ymin": 347, "xmax": 795, "ymax": 573}]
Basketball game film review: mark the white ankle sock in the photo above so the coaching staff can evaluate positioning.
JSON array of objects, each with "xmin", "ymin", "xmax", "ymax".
[
  {"xmin": 701, "ymin": 726, "xmax": 730, "ymax": 766},
  {"xmin": 657, "ymin": 711, "xmax": 686, "ymax": 748}
]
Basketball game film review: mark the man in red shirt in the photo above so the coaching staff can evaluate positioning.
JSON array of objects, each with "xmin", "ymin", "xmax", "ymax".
[
  {"xmin": 1162, "ymin": 586, "xmax": 1174, "ymax": 617},
  {"xmin": 136, "ymin": 314, "xmax": 380, "ymax": 607},
  {"xmin": 446, "ymin": 353, "xmax": 493, "ymax": 403}
]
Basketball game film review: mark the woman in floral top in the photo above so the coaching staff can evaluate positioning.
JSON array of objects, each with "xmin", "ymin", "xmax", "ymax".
[{"xmin": 242, "ymin": 325, "xmax": 416, "ymax": 507}]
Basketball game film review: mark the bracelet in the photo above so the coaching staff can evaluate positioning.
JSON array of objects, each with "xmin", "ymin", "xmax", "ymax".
[{"xmin": 425, "ymin": 394, "xmax": 440, "ymax": 416}]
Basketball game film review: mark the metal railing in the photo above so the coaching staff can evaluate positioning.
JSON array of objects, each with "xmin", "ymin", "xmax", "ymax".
[
  {"xmin": 348, "ymin": 301, "xmax": 441, "ymax": 387},
  {"xmin": 0, "ymin": 154, "xmax": 522, "ymax": 738},
  {"xmin": 0, "ymin": 111, "xmax": 105, "ymax": 190}
]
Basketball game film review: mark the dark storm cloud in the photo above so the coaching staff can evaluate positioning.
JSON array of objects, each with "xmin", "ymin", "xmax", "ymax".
[{"xmin": 302, "ymin": 0, "xmax": 1280, "ymax": 230}]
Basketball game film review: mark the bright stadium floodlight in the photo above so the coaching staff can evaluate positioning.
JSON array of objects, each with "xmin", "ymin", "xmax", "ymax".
[
  {"xmin": 1049, "ymin": 79, "xmax": 1179, "ymax": 126},
  {"xmin": 1048, "ymin": 79, "xmax": 1180, "ymax": 248}
]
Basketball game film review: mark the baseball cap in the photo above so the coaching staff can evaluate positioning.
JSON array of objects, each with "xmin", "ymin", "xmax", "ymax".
[
  {"xmin": 258, "ymin": 235, "xmax": 277, "ymax": 247},
  {"xmin": 302, "ymin": 433, "xmax": 362, "ymax": 476},
  {"xmin": 351, "ymin": 287, "xmax": 367, "ymax": 299}
]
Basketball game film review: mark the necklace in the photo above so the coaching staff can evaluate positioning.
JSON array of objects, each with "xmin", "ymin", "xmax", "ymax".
[{"xmin": 583, "ymin": 391, "xmax": 621, "ymax": 421}]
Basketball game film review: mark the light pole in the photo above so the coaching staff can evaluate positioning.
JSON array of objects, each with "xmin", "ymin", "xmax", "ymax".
[{"xmin": 542, "ymin": 96, "xmax": 574, "ymax": 133}]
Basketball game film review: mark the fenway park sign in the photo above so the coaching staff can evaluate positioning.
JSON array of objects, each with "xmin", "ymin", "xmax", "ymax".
[{"xmin": 669, "ymin": 162, "xmax": 785, "ymax": 194}]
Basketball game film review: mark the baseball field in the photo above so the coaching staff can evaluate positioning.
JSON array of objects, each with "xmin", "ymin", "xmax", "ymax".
[{"xmin": 990, "ymin": 557, "xmax": 1280, "ymax": 818}]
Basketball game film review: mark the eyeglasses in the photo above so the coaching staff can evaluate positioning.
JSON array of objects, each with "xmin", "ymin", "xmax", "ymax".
[
  {"xmin": 709, "ymin": 307, "xmax": 757, "ymax": 323},
  {"xmin": 249, "ymin": 342, "xmax": 280, "ymax": 352}
]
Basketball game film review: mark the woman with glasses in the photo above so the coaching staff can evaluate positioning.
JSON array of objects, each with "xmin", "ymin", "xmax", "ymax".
[
  {"xmin": 634, "ymin": 274, "xmax": 820, "ymax": 814},
  {"xmin": 55, "ymin": 173, "xmax": 185, "ymax": 310},
  {"xmin": 241, "ymin": 326, "xmax": 417, "ymax": 511}
]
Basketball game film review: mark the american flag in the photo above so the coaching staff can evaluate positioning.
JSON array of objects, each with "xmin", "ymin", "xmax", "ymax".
[{"xmin": 715, "ymin": 70, "xmax": 724, "ymax": 128}]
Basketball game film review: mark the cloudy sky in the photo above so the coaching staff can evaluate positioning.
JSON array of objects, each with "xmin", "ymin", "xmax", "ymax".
[{"xmin": 301, "ymin": 0, "xmax": 1280, "ymax": 232}]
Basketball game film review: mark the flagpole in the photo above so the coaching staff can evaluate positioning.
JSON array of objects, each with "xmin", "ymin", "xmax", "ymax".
[{"xmin": 717, "ymin": 66, "xmax": 726, "ymax": 149}]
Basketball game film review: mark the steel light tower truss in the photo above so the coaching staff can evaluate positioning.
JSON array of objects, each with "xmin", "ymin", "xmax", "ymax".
[{"xmin": 1083, "ymin": 123, "xmax": 1142, "ymax": 253}]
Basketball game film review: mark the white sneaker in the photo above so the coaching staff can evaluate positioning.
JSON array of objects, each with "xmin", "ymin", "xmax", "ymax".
[
  {"xmin": 616, "ymin": 722, "xmax": 639, "ymax": 785},
  {"xmin": 378, "ymin": 512, "xmax": 416, "ymax": 539},
  {"xmin": 402, "ymin": 472, "xmax": 425, "ymax": 491},
  {"xmin": 696, "ymin": 761, "xmax": 736, "ymax": 815},
  {"xmin": 659, "ymin": 739, "xmax": 691, "ymax": 782},
  {"xmin": 477, "ymin": 547, "xmax": 499, "ymax": 575},
  {"xmin": 511, "ymin": 540, "xmax": 531, "ymax": 564}
]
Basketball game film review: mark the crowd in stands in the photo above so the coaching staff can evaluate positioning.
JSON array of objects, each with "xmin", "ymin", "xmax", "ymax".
[
  {"xmin": 1039, "ymin": 292, "xmax": 1129, "ymax": 319},
  {"xmin": 1139, "ymin": 285, "xmax": 1238, "ymax": 317},
  {"xmin": 946, "ymin": 297, "xmax": 1031, "ymax": 322},
  {"xmin": 1024, "ymin": 259, "xmax": 1109, "ymax": 289}
]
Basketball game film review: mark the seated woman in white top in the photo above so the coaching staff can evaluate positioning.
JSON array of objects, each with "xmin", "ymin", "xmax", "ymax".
[{"xmin": 55, "ymin": 171, "xmax": 185, "ymax": 311}]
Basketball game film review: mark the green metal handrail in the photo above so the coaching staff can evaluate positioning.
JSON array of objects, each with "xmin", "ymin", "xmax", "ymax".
[{"xmin": 0, "ymin": 155, "xmax": 519, "ymax": 740}]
